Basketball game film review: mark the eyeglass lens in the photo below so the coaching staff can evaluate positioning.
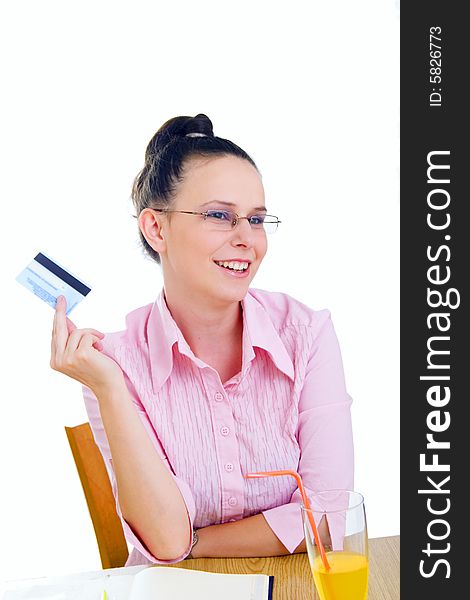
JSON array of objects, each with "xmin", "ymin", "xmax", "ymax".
[{"xmin": 204, "ymin": 210, "xmax": 278, "ymax": 233}]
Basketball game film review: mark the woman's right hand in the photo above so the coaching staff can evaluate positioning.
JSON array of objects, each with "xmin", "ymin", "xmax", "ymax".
[{"xmin": 50, "ymin": 295, "xmax": 125, "ymax": 393}]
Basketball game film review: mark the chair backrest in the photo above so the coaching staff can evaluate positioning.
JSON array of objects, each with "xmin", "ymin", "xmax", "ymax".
[{"xmin": 65, "ymin": 422, "xmax": 129, "ymax": 569}]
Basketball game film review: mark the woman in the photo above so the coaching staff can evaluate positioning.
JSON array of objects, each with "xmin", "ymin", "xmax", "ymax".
[{"xmin": 50, "ymin": 113, "xmax": 354, "ymax": 566}]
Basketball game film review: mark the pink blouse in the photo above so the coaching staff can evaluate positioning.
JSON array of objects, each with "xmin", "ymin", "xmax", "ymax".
[{"xmin": 82, "ymin": 287, "xmax": 354, "ymax": 565}]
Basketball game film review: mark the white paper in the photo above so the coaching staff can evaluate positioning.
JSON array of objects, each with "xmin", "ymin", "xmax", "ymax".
[
  {"xmin": 2, "ymin": 565, "xmax": 270, "ymax": 600},
  {"xmin": 129, "ymin": 567, "xmax": 269, "ymax": 600}
]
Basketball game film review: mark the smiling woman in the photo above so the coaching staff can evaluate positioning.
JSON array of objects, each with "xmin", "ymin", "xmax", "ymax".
[
  {"xmin": 50, "ymin": 113, "xmax": 354, "ymax": 566},
  {"xmin": 138, "ymin": 154, "xmax": 268, "ymax": 312}
]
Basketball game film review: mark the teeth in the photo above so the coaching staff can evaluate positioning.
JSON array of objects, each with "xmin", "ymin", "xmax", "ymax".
[{"xmin": 216, "ymin": 260, "xmax": 249, "ymax": 271}]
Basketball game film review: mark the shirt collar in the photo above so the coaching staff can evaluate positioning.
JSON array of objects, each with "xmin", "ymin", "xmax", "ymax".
[
  {"xmin": 147, "ymin": 288, "xmax": 294, "ymax": 393},
  {"xmin": 241, "ymin": 291, "xmax": 295, "ymax": 382},
  {"xmin": 146, "ymin": 290, "xmax": 178, "ymax": 395}
]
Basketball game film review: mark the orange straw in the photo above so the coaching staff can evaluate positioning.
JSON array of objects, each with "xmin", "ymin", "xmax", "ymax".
[{"xmin": 245, "ymin": 469, "xmax": 330, "ymax": 571}]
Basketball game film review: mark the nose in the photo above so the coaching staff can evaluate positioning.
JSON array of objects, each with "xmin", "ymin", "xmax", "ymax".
[{"xmin": 230, "ymin": 217, "xmax": 255, "ymax": 247}]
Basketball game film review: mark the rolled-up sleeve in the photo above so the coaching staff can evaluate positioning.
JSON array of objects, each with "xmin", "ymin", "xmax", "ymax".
[
  {"xmin": 82, "ymin": 376, "xmax": 196, "ymax": 564},
  {"xmin": 262, "ymin": 312, "xmax": 354, "ymax": 553}
]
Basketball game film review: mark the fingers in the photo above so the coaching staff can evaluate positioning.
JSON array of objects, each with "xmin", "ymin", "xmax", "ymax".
[
  {"xmin": 66, "ymin": 316, "xmax": 77, "ymax": 334},
  {"xmin": 85, "ymin": 327, "xmax": 105, "ymax": 339},
  {"xmin": 77, "ymin": 333, "xmax": 103, "ymax": 352},
  {"xmin": 51, "ymin": 295, "xmax": 105, "ymax": 366},
  {"xmin": 64, "ymin": 328, "xmax": 106, "ymax": 353},
  {"xmin": 51, "ymin": 332, "xmax": 104, "ymax": 372},
  {"xmin": 66, "ymin": 316, "xmax": 104, "ymax": 339},
  {"xmin": 92, "ymin": 339, "xmax": 104, "ymax": 351},
  {"xmin": 52, "ymin": 295, "xmax": 68, "ymax": 358}
]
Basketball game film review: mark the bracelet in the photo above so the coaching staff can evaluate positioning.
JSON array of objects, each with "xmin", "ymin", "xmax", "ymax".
[{"xmin": 187, "ymin": 528, "xmax": 199, "ymax": 559}]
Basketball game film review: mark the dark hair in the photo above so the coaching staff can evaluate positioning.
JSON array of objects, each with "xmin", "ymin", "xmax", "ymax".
[{"xmin": 131, "ymin": 113, "xmax": 259, "ymax": 264}]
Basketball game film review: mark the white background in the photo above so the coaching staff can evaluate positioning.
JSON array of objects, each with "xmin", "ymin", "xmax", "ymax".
[{"xmin": 0, "ymin": 0, "xmax": 399, "ymax": 583}]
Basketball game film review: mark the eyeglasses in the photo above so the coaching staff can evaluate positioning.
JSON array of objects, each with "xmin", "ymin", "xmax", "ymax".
[{"xmin": 150, "ymin": 208, "xmax": 281, "ymax": 234}]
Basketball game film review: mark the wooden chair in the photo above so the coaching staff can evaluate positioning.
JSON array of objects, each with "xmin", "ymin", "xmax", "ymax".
[{"xmin": 65, "ymin": 422, "xmax": 129, "ymax": 569}]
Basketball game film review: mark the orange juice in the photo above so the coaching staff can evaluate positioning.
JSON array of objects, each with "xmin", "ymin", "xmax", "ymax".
[{"xmin": 311, "ymin": 551, "xmax": 369, "ymax": 600}]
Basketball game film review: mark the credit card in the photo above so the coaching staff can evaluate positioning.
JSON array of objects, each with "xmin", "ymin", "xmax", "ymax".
[{"xmin": 15, "ymin": 252, "xmax": 91, "ymax": 315}]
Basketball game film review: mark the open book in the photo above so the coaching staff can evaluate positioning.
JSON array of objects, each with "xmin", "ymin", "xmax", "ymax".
[
  {"xmin": 1, "ymin": 565, "xmax": 274, "ymax": 600},
  {"xmin": 129, "ymin": 567, "xmax": 273, "ymax": 600}
]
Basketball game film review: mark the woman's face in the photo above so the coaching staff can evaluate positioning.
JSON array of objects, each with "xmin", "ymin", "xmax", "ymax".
[{"xmin": 144, "ymin": 155, "xmax": 268, "ymax": 307}]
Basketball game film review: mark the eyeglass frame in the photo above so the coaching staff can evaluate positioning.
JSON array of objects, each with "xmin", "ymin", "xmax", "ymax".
[{"xmin": 148, "ymin": 208, "xmax": 281, "ymax": 232}]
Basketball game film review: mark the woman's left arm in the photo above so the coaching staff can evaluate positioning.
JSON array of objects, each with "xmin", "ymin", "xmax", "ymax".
[
  {"xmin": 190, "ymin": 311, "xmax": 353, "ymax": 558},
  {"xmin": 190, "ymin": 513, "xmax": 291, "ymax": 558},
  {"xmin": 192, "ymin": 512, "xmax": 336, "ymax": 558}
]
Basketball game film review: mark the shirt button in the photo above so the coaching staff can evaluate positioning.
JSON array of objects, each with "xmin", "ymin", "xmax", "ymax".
[
  {"xmin": 220, "ymin": 426, "xmax": 230, "ymax": 436},
  {"xmin": 228, "ymin": 497, "xmax": 238, "ymax": 507},
  {"xmin": 214, "ymin": 392, "xmax": 223, "ymax": 402},
  {"xmin": 224, "ymin": 463, "xmax": 234, "ymax": 472}
]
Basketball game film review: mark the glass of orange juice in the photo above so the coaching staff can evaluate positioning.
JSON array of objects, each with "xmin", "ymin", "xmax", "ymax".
[{"xmin": 301, "ymin": 490, "xmax": 369, "ymax": 600}]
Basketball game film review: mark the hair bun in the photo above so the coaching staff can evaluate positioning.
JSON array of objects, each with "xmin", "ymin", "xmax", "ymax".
[
  {"xmin": 182, "ymin": 113, "xmax": 214, "ymax": 138},
  {"xmin": 145, "ymin": 114, "xmax": 214, "ymax": 160}
]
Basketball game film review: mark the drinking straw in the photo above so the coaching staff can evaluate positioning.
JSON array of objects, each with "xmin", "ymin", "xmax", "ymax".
[{"xmin": 245, "ymin": 469, "xmax": 330, "ymax": 571}]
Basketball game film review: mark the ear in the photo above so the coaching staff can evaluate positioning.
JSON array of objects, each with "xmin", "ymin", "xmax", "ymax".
[{"xmin": 138, "ymin": 209, "xmax": 167, "ymax": 254}]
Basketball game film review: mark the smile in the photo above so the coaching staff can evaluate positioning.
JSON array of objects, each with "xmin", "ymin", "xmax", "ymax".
[
  {"xmin": 213, "ymin": 260, "xmax": 252, "ymax": 278},
  {"xmin": 214, "ymin": 260, "xmax": 249, "ymax": 271}
]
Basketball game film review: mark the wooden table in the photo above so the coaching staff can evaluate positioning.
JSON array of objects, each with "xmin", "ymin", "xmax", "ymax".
[{"xmin": 173, "ymin": 535, "xmax": 400, "ymax": 600}]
